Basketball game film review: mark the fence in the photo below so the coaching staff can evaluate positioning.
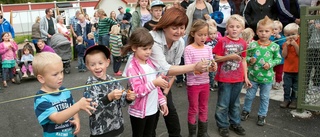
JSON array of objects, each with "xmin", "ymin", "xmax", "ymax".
[{"xmin": 298, "ymin": 6, "xmax": 320, "ymax": 111}]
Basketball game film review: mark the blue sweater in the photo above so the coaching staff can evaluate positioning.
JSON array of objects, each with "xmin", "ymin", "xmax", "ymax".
[
  {"xmin": 75, "ymin": 43, "xmax": 86, "ymax": 57},
  {"xmin": 0, "ymin": 18, "xmax": 15, "ymax": 38}
]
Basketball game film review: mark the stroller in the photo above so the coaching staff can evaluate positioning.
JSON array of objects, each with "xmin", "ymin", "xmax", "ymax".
[
  {"xmin": 51, "ymin": 33, "xmax": 72, "ymax": 74},
  {"xmin": 13, "ymin": 42, "xmax": 35, "ymax": 83}
]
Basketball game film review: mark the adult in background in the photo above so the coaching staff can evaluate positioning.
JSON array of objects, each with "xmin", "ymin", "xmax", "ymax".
[
  {"xmin": 56, "ymin": 15, "xmax": 70, "ymax": 41},
  {"xmin": 76, "ymin": 14, "xmax": 92, "ymax": 40},
  {"xmin": 243, "ymin": 0, "xmax": 277, "ymax": 38},
  {"xmin": 276, "ymin": 0, "xmax": 300, "ymax": 27},
  {"xmin": 90, "ymin": 11, "xmax": 99, "ymax": 29},
  {"xmin": 32, "ymin": 16, "xmax": 41, "ymax": 53},
  {"xmin": 96, "ymin": 9, "xmax": 117, "ymax": 48},
  {"xmin": 211, "ymin": 0, "xmax": 236, "ymax": 36},
  {"xmin": 69, "ymin": 10, "xmax": 81, "ymax": 60},
  {"xmin": 39, "ymin": 8, "xmax": 57, "ymax": 46},
  {"xmin": 181, "ymin": 0, "xmax": 190, "ymax": 9},
  {"xmin": 131, "ymin": 0, "xmax": 152, "ymax": 34},
  {"xmin": 0, "ymin": 10, "xmax": 15, "ymax": 38}
]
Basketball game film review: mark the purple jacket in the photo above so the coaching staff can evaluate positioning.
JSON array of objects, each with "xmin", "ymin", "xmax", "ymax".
[
  {"xmin": 41, "ymin": 45, "xmax": 55, "ymax": 53},
  {"xmin": 125, "ymin": 56, "xmax": 166, "ymax": 118},
  {"xmin": 0, "ymin": 41, "xmax": 18, "ymax": 60}
]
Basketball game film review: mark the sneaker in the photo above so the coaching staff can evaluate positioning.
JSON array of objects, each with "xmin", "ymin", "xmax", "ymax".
[
  {"xmin": 288, "ymin": 100, "xmax": 297, "ymax": 109},
  {"xmin": 280, "ymin": 100, "xmax": 290, "ymax": 108},
  {"xmin": 218, "ymin": 128, "xmax": 229, "ymax": 137},
  {"xmin": 257, "ymin": 115, "xmax": 266, "ymax": 126},
  {"xmin": 114, "ymin": 71, "xmax": 122, "ymax": 76},
  {"xmin": 241, "ymin": 110, "xmax": 249, "ymax": 121},
  {"xmin": 210, "ymin": 88, "xmax": 214, "ymax": 92},
  {"xmin": 22, "ymin": 73, "xmax": 28, "ymax": 78},
  {"xmin": 229, "ymin": 124, "xmax": 245, "ymax": 135},
  {"xmin": 30, "ymin": 72, "xmax": 34, "ymax": 76},
  {"xmin": 273, "ymin": 82, "xmax": 281, "ymax": 90}
]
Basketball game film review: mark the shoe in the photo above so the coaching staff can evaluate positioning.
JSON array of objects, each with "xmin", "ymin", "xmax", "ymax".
[
  {"xmin": 177, "ymin": 82, "xmax": 183, "ymax": 88},
  {"xmin": 280, "ymin": 100, "xmax": 290, "ymax": 108},
  {"xmin": 30, "ymin": 72, "xmax": 34, "ymax": 76},
  {"xmin": 3, "ymin": 81, "xmax": 7, "ymax": 88},
  {"xmin": 188, "ymin": 122, "xmax": 197, "ymax": 137},
  {"xmin": 197, "ymin": 121, "xmax": 209, "ymax": 137},
  {"xmin": 22, "ymin": 73, "xmax": 28, "ymax": 78},
  {"xmin": 11, "ymin": 79, "xmax": 16, "ymax": 83},
  {"xmin": 273, "ymin": 82, "xmax": 281, "ymax": 90},
  {"xmin": 241, "ymin": 110, "xmax": 249, "ymax": 121},
  {"xmin": 288, "ymin": 100, "xmax": 297, "ymax": 109},
  {"xmin": 218, "ymin": 128, "xmax": 229, "ymax": 137},
  {"xmin": 114, "ymin": 71, "xmax": 122, "ymax": 76},
  {"xmin": 257, "ymin": 115, "xmax": 266, "ymax": 126},
  {"xmin": 229, "ymin": 124, "xmax": 245, "ymax": 135}
]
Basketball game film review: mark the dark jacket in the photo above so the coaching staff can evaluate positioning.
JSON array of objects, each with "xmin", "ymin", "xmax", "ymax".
[
  {"xmin": 211, "ymin": 0, "xmax": 236, "ymax": 15},
  {"xmin": 243, "ymin": 0, "xmax": 278, "ymax": 32},
  {"xmin": 276, "ymin": 0, "xmax": 300, "ymax": 26},
  {"xmin": 76, "ymin": 20, "xmax": 92, "ymax": 39}
]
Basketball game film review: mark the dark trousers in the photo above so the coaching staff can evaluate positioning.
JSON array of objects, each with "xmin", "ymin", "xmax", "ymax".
[
  {"xmin": 176, "ymin": 57, "xmax": 185, "ymax": 83},
  {"xmin": 283, "ymin": 72, "xmax": 298, "ymax": 101},
  {"xmin": 217, "ymin": 26, "xmax": 226, "ymax": 36},
  {"xmin": 130, "ymin": 114, "xmax": 157, "ymax": 137},
  {"xmin": 113, "ymin": 56, "xmax": 122, "ymax": 73},
  {"xmin": 153, "ymin": 89, "xmax": 181, "ymax": 137}
]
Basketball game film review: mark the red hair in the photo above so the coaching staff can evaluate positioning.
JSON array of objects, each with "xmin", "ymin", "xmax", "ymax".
[{"xmin": 153, "ymin": 8, "xmax": 188, "ymax": 31}]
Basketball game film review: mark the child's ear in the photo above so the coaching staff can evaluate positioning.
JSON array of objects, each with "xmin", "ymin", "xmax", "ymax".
[
  {"xmin": 37, "ymin": 75, "xmax": 45, "ymax": 84},
  {"xmin": 131, "ymin": 46, "xmax": 137, "ymax": 52}
]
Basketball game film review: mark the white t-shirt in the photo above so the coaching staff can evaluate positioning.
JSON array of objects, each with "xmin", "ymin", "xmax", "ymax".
[
  {"xmin": 140, "ymin": 63, "xmax": 158, "ymax": 116},
  {"xmin": 217, "ymin": 3, "xmax": 231, "ymax": 28}
]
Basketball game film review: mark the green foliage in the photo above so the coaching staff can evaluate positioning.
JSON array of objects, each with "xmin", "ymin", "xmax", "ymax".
[{"xmin": 14, "ymin": 35, "xmax": 31, "ymax": 44}]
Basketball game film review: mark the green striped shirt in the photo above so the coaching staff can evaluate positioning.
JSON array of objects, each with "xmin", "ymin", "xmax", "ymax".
[
  {"xmin": 110, "ymin": 34, "xmax": 122, "ymax": 56},
  {"xmin": 98, "ymin": 17, "xmax": 117, "ymax": 36}
]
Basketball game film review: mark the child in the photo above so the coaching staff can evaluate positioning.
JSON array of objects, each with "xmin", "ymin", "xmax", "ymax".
[
  {"xmin": 84, "ymin": 32, "xmax": 95, "ymax": 48},
  {"xmin": 123, "ymin": 8, "xmax": 132, "ymax": 23},
  {"xmin": 143, "ymin": 0, "xmax": 165, "ymax": 31},
  {"xmin": 75, "ymin": 36, "xmax": 86, "ymax": 72},
  {"xmin": 205, "ymin": 26, "xmax": 218, "ymax": 91},
  {"xmin": 122, "ymin": 27, "xmax": 168, "ymax": 137},
  {"xmin": 37, "ymin": 39, "xmax": 55, "ymax": 53},
  {"xmin": 212, "ymin": 14, "xmax": 250, "ymax": 137},
  {"xmin": 33, "ymin": 52, "xmax": 95, "ymax": 137},
  {"xmin": 241, "ymin": 28, "xmax": 255, "ymax": 45},
  {"xmin": 241, "ymin": 16, "xmax": 282, "ymax": 126},
  {"xmin": 131, "ymin": 0, "xmax": 152, "ymax": 33},
  {"xmin": 91, "ymin": 27, "xmax": 99, "ymax": 45},
  {"xmin": 270, "ymin": 21, "xmax": 286, "ymax": 90},
  {"xmin": 204, "ymin": 14, "xmax": 223, "ymax": 39},
  {"xmin": 109, "ymin": 25, "xmax": 123, "ymax": 76},
  {"xmin": 185, "ymin": 20, "xmax": 217, "ymax": 136},
  {"xmin": 21, "ymin": 47, "xmax": 34, "ymax": 77},
  {"xmin": 280, "ymin": 23, "xmax": 300, "ymax": 109},
  {"xmin": 83, "ymin": 45, "xmax": 136, "ymax": 136},
  {"xmin": 0, "ymin": 32, "xmax": 18, "ymax": 87}
]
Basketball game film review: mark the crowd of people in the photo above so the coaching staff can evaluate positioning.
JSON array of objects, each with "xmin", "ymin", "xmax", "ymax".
[{"xmin": 0, "ymin": 0, "xmax": 318, "ymax": 137}]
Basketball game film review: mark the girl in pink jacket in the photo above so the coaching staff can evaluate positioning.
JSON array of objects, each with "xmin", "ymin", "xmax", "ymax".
[
  {"xmin": 0, "ymin": 32, "xmax": 18, "ymax": 87},
  {"xmin": 122, "ymin": 28, "xmax": 168, "ymax": 136}
]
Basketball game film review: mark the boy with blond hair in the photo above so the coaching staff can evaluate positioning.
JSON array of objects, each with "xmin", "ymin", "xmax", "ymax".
[
  {"xmin": 213, "ymin": 14, "xmax": 251, "ymax": 137},
  {"xmin": 280, "ymin": 23, "xmax": 300, "ymax": 109},
  {"xmin": 33, "ymin": 52, "xmax": 95, "ymax": 137},
  {"xmin": 241, "ymin": 16, "xmax": 282, "ymax": 126}
]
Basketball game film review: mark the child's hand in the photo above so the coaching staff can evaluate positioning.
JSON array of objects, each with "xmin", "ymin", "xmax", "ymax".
[
  {"xmin": 244, "ymin": 78, "xmax": 252, "ymax": 88},
  {"xmin": 111, "ymin": 89, "xmax": 123, "ymax": 100},
  {"xmin": 78, "ymin": 97, "xmax": 97, "ymax": 115},
  {"xmin": 160, "ymin": 104, "xmax": 169, "ymax": 116},
  {"xmin": 126, "ymin": 90, "xmax": 136, "ymax": 101},
  {"xmin": 70, "ymin": 119, "xmax": 80, "ymax": 135},
  {"xmin": 194, "ymin": 59, "xmax": 210, "ymax": 73},
  {"xmin": 262, "ymin": 62, "xmax": 270, "ymax": 70},
  {"xmin": 249, "ymin": 57, "xmax": 256, "ymax": 64},
  {"xmin": 290, "ymin": 40, "xmax": 298, "ymax": 47},
  {"xmin": 153, "ymin": 76, "xmax": 168, "ymax": 89},
  {"xmin": 230, "ymin": 53, "xmax": 242, "ymax": 62},
  {"xmin": 209, "ymin": 60, "xmax": 217, "ymax": 72}
]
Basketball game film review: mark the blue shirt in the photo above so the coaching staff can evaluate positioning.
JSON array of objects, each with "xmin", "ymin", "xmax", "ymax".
[
  {"xmin": 69, "ymin": 16, "xmax": 78, "ymax": 32},
  {"xmin": 270, "ymin": 34, "xmax": 286, "ymax": 64},
  {"xmin": 34, "ymin": 87, "xmax": 75, "ymax": 137}
]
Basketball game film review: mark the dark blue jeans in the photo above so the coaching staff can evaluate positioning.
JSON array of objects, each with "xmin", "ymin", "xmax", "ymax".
[
  {"xmin": 283, "ymin": 72, "xmax": 298, "ymax": 101},
  {"xmin": 176, "ymin": 57, "xmax": 185, "ymax": 83},
  {"xmin": 215, "ymin": 82, "xmax": 243, "ymax": 128},
  {"xmin": 98, "ymin": 34, "xmax": 110, "ymax": 48},
  {"xmin": 2, "ymin": 68, "xmax": 14, "ymax": 81},
  {"xmin": 112, "ymin": 56, "xmax": 122, "ymax": 73}
]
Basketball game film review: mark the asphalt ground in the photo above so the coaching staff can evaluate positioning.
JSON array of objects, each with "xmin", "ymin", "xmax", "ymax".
[{"xmin": 0, "ymin": 61, "xmax": 319, "ymax": 137}]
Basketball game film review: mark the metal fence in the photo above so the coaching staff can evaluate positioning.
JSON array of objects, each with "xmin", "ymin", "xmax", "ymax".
[{"xmin": 298, "ymin": 6, "xmax": 320, "ymax": 111}]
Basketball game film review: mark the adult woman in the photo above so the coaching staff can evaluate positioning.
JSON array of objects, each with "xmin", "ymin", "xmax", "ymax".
[
  {"xmin": 109, "ymin": 11, "xmax": 117, "ymax": 22},
  {"xmin": 96, "ymin": 9, "xmax": 117, "ymax": 47},
  {"xmin": 185, "ymin": 0, "xmax": 213, "ymax": 36},
  {"xmin": 31, "ymin": 16, "xmax": 41, "ymax": 53},
  {"xmin": 211, "ymin": 0, "xmax": 236, "ymax": 36},
  {"xmin": 56, "ymin": 15, "xmax": 70, "ymax": 41},
  {"xmin": 149, "ymin": 8, "xmax": 210, "ymax": 137},
  {"xmin": 90, "ymin": 11, "xmax": 99, "ymax": 28}
]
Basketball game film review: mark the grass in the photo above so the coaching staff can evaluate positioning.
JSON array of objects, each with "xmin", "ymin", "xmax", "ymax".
[{"xmin": 14, "ymin": 34, "xmax": 31, "ymax": 44}]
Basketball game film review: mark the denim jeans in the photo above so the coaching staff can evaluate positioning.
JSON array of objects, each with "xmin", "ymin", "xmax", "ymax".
[
  {"xmin": 98, "ymin": 34, "xmax": 110, "ymax": 48},
  {"xmin": 243, "ymin": 80, "xmax": 272, "ymax": 116},
  {"xmin": 77, "ymin": 57, "xmax": 86, "ymax": 71},
  {"xmin": 283, "ymin": 72, "xmax": 298, "ymax": 101},
  {"xmin": 112, "ymin": 56, "xmax": 122, "ymax": 73},
  {"xmin": 209, "ymin": 72, "xmax": 216, "ymax": 88},
  {"xmin": 2, "ymin": 68, "xmax": 14, "ymax": 81},
  {"xmin": 215, "ymin": 82, "xmax": 243, "ymax": 128}
]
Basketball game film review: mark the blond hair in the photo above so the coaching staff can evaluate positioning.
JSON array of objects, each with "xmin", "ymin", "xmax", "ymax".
[
  {"xmin": 273, "ymin": 20, "xmax": 283, "ymax": 30},
  {"xmin": 241, "ymin": 28, "xmax": 255, "ymax": 42},
  {"xmin": 257, "ymin": 16, "xmax": 274, "ymax": 29},
  {"xmin": 207, "ymin": 19, "xmax": 217, "ymax": 27},
  {"xmin": 109, "ymin": 25, "xmax": 120, "ymax": 35},
  {"xmin": 33, "ymin": 52, "xmax": 62, "ymax": 76},
  {"xmin": 283, "ymin": 23, "xmax": 299, "ymax": 34},
  {"xmin": 35, "ymin": 16, "xmax": 41, "ymax": 23},
  {"xmin": 87, "ymin": 33, "xmax": 94, "ymax": 40},
  {"xmin": 76, "ymin": 36, "xmax": 83, "ymax": 43},
  {"xmin": 226, "ymin": 14, "xmax": 245, "ymax": 28},
  {"xmin": 209, "ymin": 26, "xmax": 217, "ymax": 34}
]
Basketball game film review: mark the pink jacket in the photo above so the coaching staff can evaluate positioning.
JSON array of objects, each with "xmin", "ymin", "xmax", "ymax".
[
  {"xmin": 125, "ymin": 56, "xmax": 166, "ymax": 118},
  {"xmin": 0, "ymin": 41, "xmax": 18, "ymax": 60}
]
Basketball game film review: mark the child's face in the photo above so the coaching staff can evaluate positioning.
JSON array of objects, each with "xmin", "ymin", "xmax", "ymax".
[
  {"xmin": 273, "ymin": 26, "xmax": 282, "ymax": 35},
  {"xmin": 133, "ymin": 45, "xmax": 153, "ymax": 64},
  {"xmin": 139, "ymin": 0, "xmax": 149, "ymax": 8},
  {"xmin": 2, "ymin": 33, "xmax": 9, "ymax": 41},
  {"xmin": 256, "ymin": 25, "xmax": 273, "ymax": 42},
  {"xmin": 193, "ymin": 26, "xmax": 208, "ymax": 46},
  {"xmin": 91, "ymin": 27, "xmax": 96, "ymax": 32},
  {"xmin": 37, "ymin": 42, "xmax": 45, "ymax": 50},
  {"xmin": 226, "ymin": 20, "xmax": 243, "ymax": 40},
  {"xmin": 285, "ymin": 30, "xmax": 299, "ymax": 41},
  {"xmin": 209, "ymin": 30, "xmax": 217, "ymax": 40},
  {"xmin": 86, "ymin": 52, "xmax": 110, "ymax": 80},
  {"xmin": 39, "ymin": 61, "xmax": 64, "ymax": 92},
  {"xmin": 151, "ymin": 6, "xmax": 163, "ymax": 20},
  {"xmin": 24, "ymin": 49, "xmax": 30, "ymax": 55}
]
